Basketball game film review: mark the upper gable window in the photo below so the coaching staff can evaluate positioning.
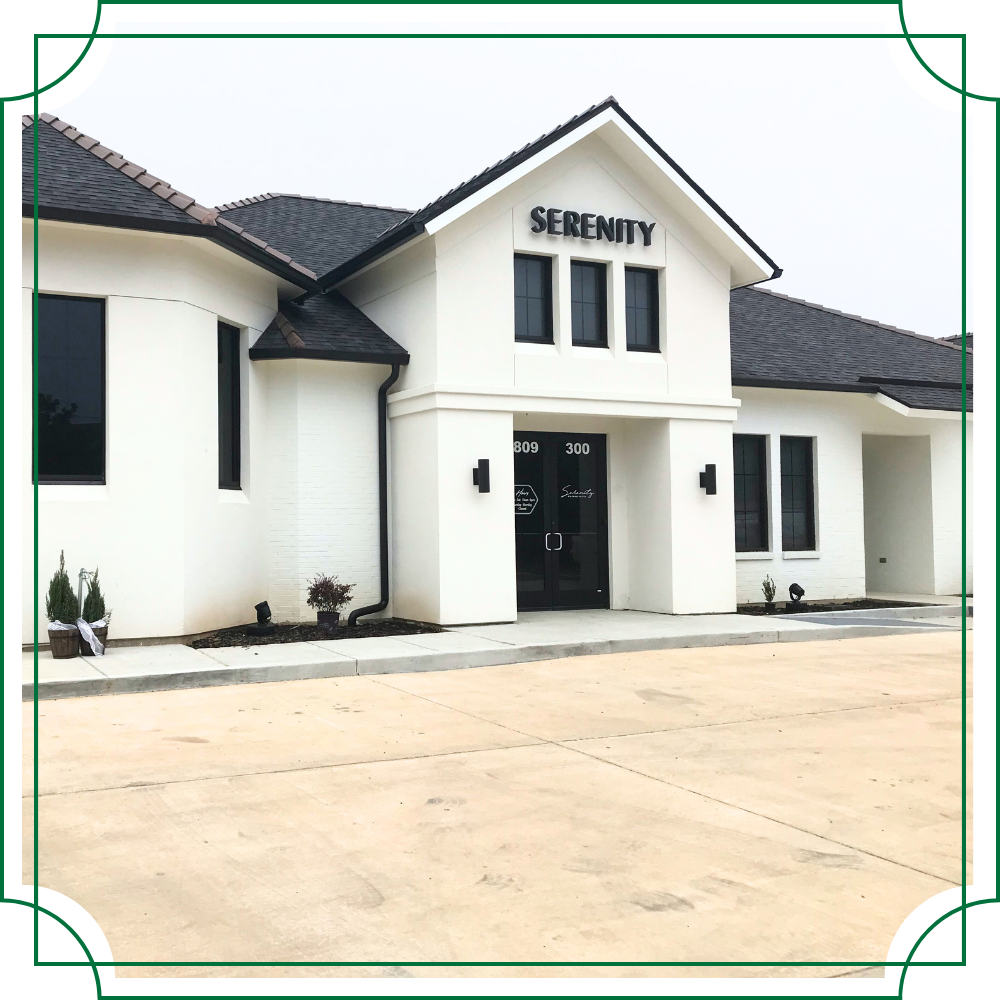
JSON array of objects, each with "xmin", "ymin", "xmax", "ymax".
[
  {"xmin": 571, "ymin": 260, "xmax": 608, "ymax": 348},
  {"xmin": 625, "ymin": 267, "xmax": 659, "ymax": 352},
  {"xmin": 513, "ymin": 254, "xmax": 553, "ymax": 344}
]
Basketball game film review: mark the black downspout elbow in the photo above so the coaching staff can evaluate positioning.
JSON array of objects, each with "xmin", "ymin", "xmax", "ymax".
[{"xmin": 348, "ymin": 363, "xmax": 401, "ymax": 626}]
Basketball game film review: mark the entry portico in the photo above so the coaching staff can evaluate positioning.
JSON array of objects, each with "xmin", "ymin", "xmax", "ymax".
[{"xmin": 340, "ymin": 101, "xmax": 776, "ymax": 624}]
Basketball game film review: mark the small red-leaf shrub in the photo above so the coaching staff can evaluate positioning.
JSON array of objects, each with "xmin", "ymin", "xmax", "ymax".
[{"xmin": 306, "ymin": 574, "xmax": 354, "ymax": 613}]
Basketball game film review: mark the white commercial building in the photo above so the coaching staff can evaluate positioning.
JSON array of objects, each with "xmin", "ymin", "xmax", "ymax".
[{"xmin": 21, "ymin": 99, "xmax": 972, "ymax": 642}]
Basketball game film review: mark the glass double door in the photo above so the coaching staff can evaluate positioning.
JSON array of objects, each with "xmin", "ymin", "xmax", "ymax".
[{"xmin": 514, "ymin": 432, "xmax": 609, "ymax": 611}]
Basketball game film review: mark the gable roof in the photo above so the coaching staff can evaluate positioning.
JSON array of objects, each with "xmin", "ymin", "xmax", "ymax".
[
  {"xmin": 22, "ymin": 114, "xmax": 320, "ymax": 289},
  {"xmin": 249, "ymin": 292, "xmax": 409, "ymax": 365},
  {"xmin": 730, "ymin": 288, "xmax": 972, "ymax": 412},
  {"xmin": 216, "ymin": 193, "xmax": 410, "ymax": 277},
  {"xmin": 315, "ymin": 96, "xmax": 781, "ymax": 289}
]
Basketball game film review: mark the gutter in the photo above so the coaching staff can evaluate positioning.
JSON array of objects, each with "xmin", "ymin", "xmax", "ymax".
[
  {"xmin": 348, "ymin": 363, "xmax": 402, "ymax": 626},
  {"xmin": 318, "ymin": 220, "xmax": 426, "ymax": 291}
]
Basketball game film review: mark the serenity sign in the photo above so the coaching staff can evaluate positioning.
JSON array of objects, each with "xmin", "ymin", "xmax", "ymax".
[{"xmin": 530, "ymin": 206, "xmax": 656, "ymax": 246}]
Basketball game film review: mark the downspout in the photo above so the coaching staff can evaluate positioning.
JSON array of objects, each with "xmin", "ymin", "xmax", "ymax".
[{"xmin": 348, "ymin": 363, "xmax": 401, "ymax": 625}]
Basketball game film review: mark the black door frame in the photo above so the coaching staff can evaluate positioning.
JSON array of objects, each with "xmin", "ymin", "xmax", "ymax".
[{"xmin": 514, "ymin": 430, "xmax": 610, "ymax": 611}]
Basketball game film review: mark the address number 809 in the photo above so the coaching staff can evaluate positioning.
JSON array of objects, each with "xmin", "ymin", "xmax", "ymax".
[{"xmin": 513, "ymin": 440, "xmax": 539, "ymax": 453}]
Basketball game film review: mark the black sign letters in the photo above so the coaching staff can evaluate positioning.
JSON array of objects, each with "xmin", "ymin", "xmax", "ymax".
[{"xmin": 529, "ymin": 206, "xmax": 656, "ymax": 247}]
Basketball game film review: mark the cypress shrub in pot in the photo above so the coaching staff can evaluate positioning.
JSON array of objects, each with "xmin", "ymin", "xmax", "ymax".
[
  {"xmin": 45, "ymin": 551, "xmax": 79, "ymax": 658},
  {"xmin": 79, "ymin": 569, "xmax": 110, "ymax": 656}
]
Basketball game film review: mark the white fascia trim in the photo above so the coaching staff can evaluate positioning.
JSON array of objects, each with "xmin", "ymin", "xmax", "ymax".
[
  {"xmin": 422, "ymin": 110, "xmax": 773, "ymax": 282},
  {"xmin": 873, "ymin": 392, "xmax": 970, "ymax": 421},
  {"xmin": 388, "ymin": 383, "xmax": 740, "ymax": 421}
]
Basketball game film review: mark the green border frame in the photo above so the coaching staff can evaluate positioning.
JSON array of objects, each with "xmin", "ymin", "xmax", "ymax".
[{"xmin": 0, "ymin": 0, "xmax": 1000, "ymax": 995}]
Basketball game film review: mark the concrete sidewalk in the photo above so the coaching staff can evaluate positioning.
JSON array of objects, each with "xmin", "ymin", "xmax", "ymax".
[{"xmin": 22, "ymin": 605, "xmax": 966, "ymax": 701}]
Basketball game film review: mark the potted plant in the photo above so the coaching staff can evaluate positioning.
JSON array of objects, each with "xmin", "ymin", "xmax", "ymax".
[
  {"xmin": 79, "ymin": 569, "xmax": 110, "ymax": 656},
  {"xmin": 45, "ymin": 551, "xmax": 80, "ymax": 659},
  {"xmin": 306, "ymin": 574, "xmax": 354, "ymax": 627},
  {"xmin": 761, "ymin": 575, "xmax": 777, "ymax": 613}
]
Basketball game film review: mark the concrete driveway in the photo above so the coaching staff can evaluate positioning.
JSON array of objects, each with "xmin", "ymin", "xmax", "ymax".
[{"xmin": 23, "ymin": 631, "xmax": 969, "ymax": 979}]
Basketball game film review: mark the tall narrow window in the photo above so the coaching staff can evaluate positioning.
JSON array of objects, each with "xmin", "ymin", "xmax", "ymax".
[
  {"xmin": 36, "ymin": 295, "xmax": 105, "ymax": 483},
  {"xmin": 780, "ymin": 436, "xmax": 815, "ymax": 551},
  {"xmin": 570, "ymin": 260, "xmax": 608, "ymax": 347},
  {"xmin": 513, "ymin": 254, "xmax": 553, "ymax": 343},
  {"xmin": 625, "ymin": 266, "xmax": 659, "ymax": 351},
  {"xmin": 734, "ymin": 434, "xmax": 768, "ymax": 552},
  {"xmin": 218, "ymin": 322, "xmax": 241, "ymax": 490}
]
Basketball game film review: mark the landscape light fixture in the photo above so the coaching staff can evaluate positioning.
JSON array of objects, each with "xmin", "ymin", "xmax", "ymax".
[
  {"xmin": 245, "ymin": 600, "xmax": 276, "ymax": 637},
  {"xmin": 788, "ymin": 583, "xmax": 805, "ymax": 603}
]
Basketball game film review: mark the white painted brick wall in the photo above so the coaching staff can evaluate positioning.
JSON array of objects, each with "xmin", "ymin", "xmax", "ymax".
[{"xmin": 265, "ymin": 360, "xmax": 384, "ymax": 622}]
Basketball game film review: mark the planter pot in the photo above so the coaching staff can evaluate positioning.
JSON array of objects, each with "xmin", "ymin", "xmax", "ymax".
[
  {"xmin": 48, "ymin": 626, "xmax": 80, "ymax": 659},
  {"xmin": 317, "ymin": 611, "xmax": 340, "ymax": 627},
  {"xmin": 79, "ymin": 625, "xmax": 109, "ymax": 656},
  {"xmin": 763, "ymin": 602, "xmax": 776, "ymax": 613}
]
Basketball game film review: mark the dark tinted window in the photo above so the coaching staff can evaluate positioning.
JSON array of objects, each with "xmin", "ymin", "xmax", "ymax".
[
  {"xmin": 218, "ymin": 322, "xmax": 241, "ymax": 490},
  {"xmin": 625, "ymin": 267, "xmax": 659, "ymax": 351},
  {"xmin": 570, "ymin": 260, "xmax": 607, "ymax": 346},
  {"xmin": 513, "ymin": 254, "xmax": 553, "ymax": 343},
  {"xmin": 37, "ymin": 295, "xmax": 105, "ymax": 483},
  {"xmin": 780, "ymin": 436, "xmax": 815, "ymax": 551},
  {"xmin": 733, "ymin": 434, "xmax": 768, "ymax": 552}
]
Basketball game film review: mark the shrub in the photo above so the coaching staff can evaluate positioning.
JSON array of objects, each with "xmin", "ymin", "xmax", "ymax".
[
  {"xmin": 306, "ymin": 574, "xmax": 354, "ymax": 614},
  {"xmin": 83, "ymin": 569, "xmax": 110, "ymax": 625},
  {"xmin": 761, "ymin": 575, "xmax": 777, "ymax": 604},
  {"xmin": 45, "ymin": 551, "xmax": 78, "ymax": 624}
]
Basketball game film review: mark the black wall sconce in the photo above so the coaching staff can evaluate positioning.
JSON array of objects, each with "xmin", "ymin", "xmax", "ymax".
[
  {"xmin": 699, "ymin": 464, "xmax": 717, "ymax": 495},
  {"xmin": 472, "ymin": 458, "xmax": 491, "ymax": 493}
]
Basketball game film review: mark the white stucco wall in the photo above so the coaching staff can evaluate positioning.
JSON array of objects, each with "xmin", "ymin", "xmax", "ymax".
[
  {"xmin": 862, "ymin": 435, "xmax": 935, "ymax": 593},
  {"xmin": 23, "ymin": 220, "xmax": 283, "ymax": 641}
]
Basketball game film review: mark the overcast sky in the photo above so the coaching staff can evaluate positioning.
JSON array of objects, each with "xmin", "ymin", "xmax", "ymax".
[{"xmin": 48, "ymin": 28, "xmax": 963, "ymax": 339}]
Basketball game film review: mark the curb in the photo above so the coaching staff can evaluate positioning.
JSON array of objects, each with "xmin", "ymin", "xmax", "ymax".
[{"xmin": 22, "ymin": 620, "xmax": 959, "ymax": 701}]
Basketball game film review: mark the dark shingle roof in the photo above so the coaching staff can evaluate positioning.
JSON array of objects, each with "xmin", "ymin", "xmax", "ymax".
[
  {"xmin": 731, "ymin": 288, "xmax": 972, "ymax": 411},
  {"xmin": 217, "ymin": 194, "xmax": 410, "ymax": 277},
  {"xmin": 249, "ymin": 293, "xmax": 409, "ymax": 365},
  {"xmin": 315, "ymin": 96, "xmax": 781, "ymax": 288},
  {"xmin": 22, "ymin": 114, "xmax": 319, "ymax": 286}
]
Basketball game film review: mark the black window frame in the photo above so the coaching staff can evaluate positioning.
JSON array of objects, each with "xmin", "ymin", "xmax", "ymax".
[
  {"xmin": 733, "ymin": 434, "xmax": 769, "ymax": 553},
  {"xmin": 624, "ymin": 266, "xmax": 660, "ymax": 352},
  {"xmin": 218, "ymin": 321, "xmax": 242, "ymax": 491},
  {"xmin": 35, "ymin": 293, "xmax": 107, "ymax": 486},
  {"xmin": 513, "ymin": 253, "xmax": 554, "ymax": 344},
  {"xmin": 780, "ymin": 436, "xmax": 816, "ymax": 552},
  {"xmin": 570, "ymin": 259, "xmax": 608, "ymax": 348}
]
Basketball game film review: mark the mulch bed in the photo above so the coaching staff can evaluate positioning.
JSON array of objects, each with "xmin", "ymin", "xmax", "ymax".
[
  {"xmin": 190, "ymin": 617, "xmax": 444, "ymax": 649},
  {"xmin": 737, "ymin": 599, "xmax": 931, "ymax": 616}
]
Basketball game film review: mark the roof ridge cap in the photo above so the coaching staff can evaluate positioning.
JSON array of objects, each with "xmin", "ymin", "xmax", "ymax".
[
  {"xmin": 26, "ymin": 114, "xmax": 317, "ymax": 281},
  {"xmin": 746, "ymin": 286, "xmax": 965, "ymax": 353},
  {"xmin": 216, "ymin": 191, "xmax": 412, "ymax": 213},
  {"xmin": 26, "ymin": 113, "xmax": 219, "ymax": 224}
]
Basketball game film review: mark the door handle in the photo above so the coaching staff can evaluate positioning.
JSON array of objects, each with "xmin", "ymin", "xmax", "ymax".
[{"xmin": 551, "ymin": 532, "xmax": 563, "ymax": 551}]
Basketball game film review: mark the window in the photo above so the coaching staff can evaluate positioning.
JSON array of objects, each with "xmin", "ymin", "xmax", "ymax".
[
  {"xmin": 218, "ymin": 322, "xmax": 241, "ymax": 490},
  {"xmin": 36, "ymin": 295, "xmax": 105, "ymax": 483},
  {"xmin": 780, "ymin": 436, "xmax": 815, "ymax": 551},
  {"xmin": 733, "ymin": 434, "xmax": 768, "ymax": 552},
  {"xmin": 513, "ymin": 254, "xmax": 553, "ymax": 343},
  {"xmin": 570, "ymin": 260, "xmax": 607, "ymax": 346},
  {"xmin": 625, "ymin": 267, "xmax": 659, "ymax": 351}
]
